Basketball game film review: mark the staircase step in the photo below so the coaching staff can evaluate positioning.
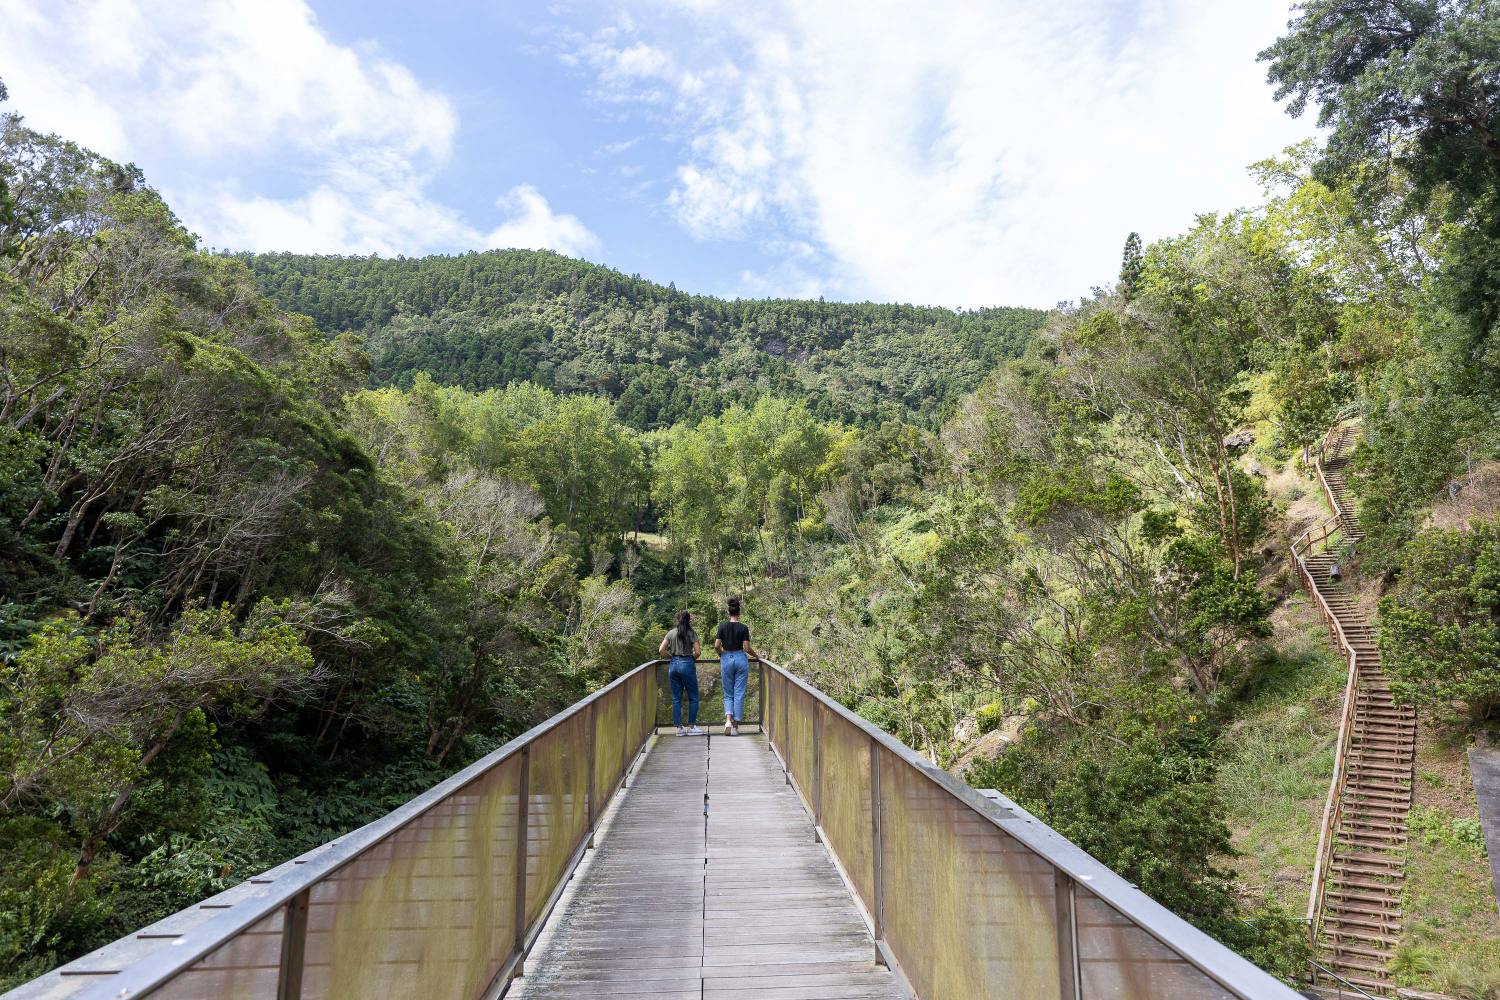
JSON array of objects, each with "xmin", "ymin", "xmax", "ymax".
[
  {"xmin": 1338, "ymin": 825, "xmax": 1408, "ymax": 840},
  {"xmin": 1322, "ymin": 953, "xmax": 1394, "ymax": 976},
  {"xmin": 1344, "ymin": 746, "xmax": 1410, "ymax": 761},
  {"xmin": 1355, "ymin": 707, "xmax": 1414, "ymax": 719},
  {"xmin": 1324, "ymin": 924, "xmax": 1402, "ymax": 948},
  {"xmin": 1326, "ymin": 941, "xmax": 1397, "ymax": 963},
  {"xmin": 1337, "ymin": 836, "xmax": 1408, "ymax": 852},
  {"xmin": 1331, "ymin": 861, "xmax": 1405, "ymax": 878},
  {"xmin": 1325, "ymin": 907, "xmax": 1403, "ymax": 927},
  {"xmin": 1349, "ymin": 735, "xmax": 1415, "ymax": 749},
  {"xmin": 1332, "ymin": 855, "xmax": 1406, "ymax": 872},
  {"xmin": 1343, "ymin": 793, "xmax": 1412, "ymax": 808},
  {"xmin": 1324, "ymin": 971, "xmax": 1396, "ymax": 992},
  {"xmin": 1344, "ymin": 758, "xmax": 1413, "ymax": 772},
  {"xmin": 1347, "ymin": 760, "xmax": 1412, "ymax": 773},
  {"xmin": 1342, "ymin": 818, "xmax": 1407, "ymax": 833},
  {"xmin": 1341, "ymin": 806, "xmax": 1411, "ymax": 823},
  {"xmin": 1345, "ymin": 779, "xmax": 1411, "ymax": 792},
  {"xmin": 1326, "ymin": 888, "xmax": 1402, "ymax": 907},
  {"xmin": 1327, "ymin": 874, "xmax": 1403, "ymax": 894}
]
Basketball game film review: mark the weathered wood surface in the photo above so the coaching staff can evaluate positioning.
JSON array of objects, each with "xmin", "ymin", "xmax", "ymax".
[{"xmin": 512, "ymin": 732, "xmax": 904, "ymax": 999}]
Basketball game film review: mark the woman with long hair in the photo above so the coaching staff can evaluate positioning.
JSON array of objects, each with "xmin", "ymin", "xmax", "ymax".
[
  {"xmin": 714, "ymin": 596, "xmax": 759, "ymax": 736},
  {"xmin": 659, "ymin": 609, "xmax": 703, "ymax": 736}
]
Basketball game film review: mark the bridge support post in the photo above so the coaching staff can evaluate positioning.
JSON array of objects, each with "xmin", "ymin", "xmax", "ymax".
[
  {"xmin": 585, "ymin": 700, "xmax": 598, "ymax": 849},
  {"xmin": 757, "ymin": 660, "xmax": 766, "ymax": 732},
  {"xmin": 1054, "ymin": 869, "xmax": 1080, "ymax": 1000},
  {"xmin": 762, "ymin": 663, "xmax": 772, "ymax": 745},
  {"xmin": 513, "ymin": 746, "xmax": 530, "ymax": 977},
  {"xmin": 783, "ymin": 674, "xmax": 791, "ymax": 784},
  {"xmin": 275, "ymin": 887, "xmax": 309, "ymax": 1000},
  {"xmin": 869, "ymin": 735, "xmax": 885, "ymax": 966},
  {"xmin": 812, "ymin": 703, "xmax": 823, "ymax": 842}
]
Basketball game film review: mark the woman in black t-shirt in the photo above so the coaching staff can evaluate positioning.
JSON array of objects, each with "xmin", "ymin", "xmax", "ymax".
[{"xmin": 714, "ymin": 597, "xmax": 760, "ymax": 735}]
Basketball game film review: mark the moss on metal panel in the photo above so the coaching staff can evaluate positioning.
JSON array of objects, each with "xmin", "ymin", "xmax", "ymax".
[{"xmin": 879, "ymin": 747, "xmax": 1061, "ymax": 1000}]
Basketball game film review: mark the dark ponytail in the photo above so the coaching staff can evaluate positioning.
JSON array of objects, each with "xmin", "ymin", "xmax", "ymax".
[
  {"xmin": 727, "ymin": 596, "xmax": 741, "ymax": 616},
  {"xmin": 675, "ymin": 609, "xmax": 694, "ymax": 642}
]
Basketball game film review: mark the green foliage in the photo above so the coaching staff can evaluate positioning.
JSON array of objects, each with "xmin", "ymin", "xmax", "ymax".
[
  {"xmin": 240, "ymin": 250, "xmax": 1047, "ymax": 430},
  {"xmin": 653, "ymin": 396, "xmax": 848, "ymax": 578},
  {"xmin": 1263, "ymin": 3, "xmax": 1500, "ymax": 478},
  {"xmin": 0, "ymin": 817, "xmax": 114, "ymax": 991},
  {"xmin": 967, "ymin": 726, "xmax": 1309, "ymax": 978},
  {"xmin": 1261, "ymin": 1, "xmax": 1500, "ymax": 213},
  {"xmin": 0, "ymin": 113, "xmax": 656, "ymax": 982},
  {"xmin": 1408, "ymin": 805, "xmax": 1488, "ymax": 857},
  {"xmin": 974, "ymin": 701, "xmax": 1004, "ymax": 734},
  {"xmin": 1379, "ymin": 517, "xmax": 1500, "ymax": 721},
  {"xmin": 1161, "ymin": 535, "xmax": 1275, "ymax": 697}
]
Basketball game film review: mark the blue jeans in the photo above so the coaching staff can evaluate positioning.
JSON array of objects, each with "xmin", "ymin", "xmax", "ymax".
[
  {"xmin": 668, "ymin": 657, "xmax": 699, "ymax": 726},
  {"xmin": 720, "ymin": 651, "xmax": 749, "ymax": 722}
]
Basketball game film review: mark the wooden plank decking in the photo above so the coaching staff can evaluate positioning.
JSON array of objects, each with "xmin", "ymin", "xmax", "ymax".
[{"xmin": 511, "ymin": 731, "xmax": 905, "ymax": 1000}]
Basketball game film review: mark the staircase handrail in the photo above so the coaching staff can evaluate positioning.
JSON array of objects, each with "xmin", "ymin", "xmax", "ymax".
[
  {"xmin": 1307, "ymin": 959, "xmax": 1380, "ymax": 999},
  {"xmin": 1291, "ymin": 515, "xmax": 1361, "ymax": 953},
  {"xmin": 1312, "ymin": 417, "xmax": 1362, "ymax": 539}
]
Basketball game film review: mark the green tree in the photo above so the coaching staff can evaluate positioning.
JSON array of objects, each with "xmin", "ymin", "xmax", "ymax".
[
  {"xmin": 1261, "ymin": 2, "xmax": 1500, "ymax": 203},
  {"xmin": 517, "ymin": 394, "xmax": 647, "ymax": 554},
  {"xmin": 1262, "ymin": 2, "xmax": 1500, "ymax": 408},
  {"xmin": 1379, "ymin": 517, "xmax": 1500, "ymax": 722},
  {"xmin": 0, "ymin": 603, "xmax": 314, "ymax": 881},
  {"xmin": 1119, "ymin": 231, "xmax": 1144, "ymax": 301}
]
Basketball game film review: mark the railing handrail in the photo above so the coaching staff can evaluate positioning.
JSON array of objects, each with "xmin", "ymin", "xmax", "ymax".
[
  {"xmin": 1292, "ymin": 419, "xmax": 1364, "ymax": 951},
  {"xmin": 35, "ymin": 653, "xmax": 1306, "ymax": 1000},
  {"xmin": 58, "ymin": 659, "xmax": 662, "ymax": 1000},
  {"xmin": 1307, "ymin": 959, "xmax": 1380, "ymax": 999},
  {"xmin": 762, "ymin": 660, "xmax": 1301, "ymax": 999}
]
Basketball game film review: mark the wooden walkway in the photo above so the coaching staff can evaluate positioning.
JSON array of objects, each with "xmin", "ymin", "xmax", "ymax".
[{"xmin": 511, "ymin": 731, "xmax": 905, "ymax": 1000}]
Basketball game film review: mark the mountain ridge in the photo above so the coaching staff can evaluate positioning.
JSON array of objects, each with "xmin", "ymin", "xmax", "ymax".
[{"xmin": 239, "ymin": 248, "xmax": 1048, "ymax": 430}]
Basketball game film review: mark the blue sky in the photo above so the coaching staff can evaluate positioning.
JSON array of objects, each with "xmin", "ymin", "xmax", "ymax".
[{"xmin": 0, "ymin": 0, "xmax": 1316, "ymax": 308}]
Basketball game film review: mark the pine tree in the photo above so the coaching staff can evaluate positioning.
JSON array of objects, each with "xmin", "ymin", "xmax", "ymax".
[{"xmin": 1119, "ymin": 231, "xmax": 1143, "ymax": 302}]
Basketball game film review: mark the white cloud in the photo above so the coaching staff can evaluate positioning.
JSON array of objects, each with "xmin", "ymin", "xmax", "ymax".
[
  {"xmin": 485, "ymin": 184, "xmax": 602, "ymax": 257},
  {"xmin": 0, "ymin": 0, "xmax": 597, "ymax": 259},
  {"xmin": 597, "ymin": 137, "xmax": 642, "ymax": 155},
  {"xmin": 565, "ymin": 0, "xmax": 1315, "ymax": 306}
]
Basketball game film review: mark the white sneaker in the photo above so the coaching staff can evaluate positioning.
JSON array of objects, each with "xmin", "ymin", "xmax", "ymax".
[
  {"xmin": 686, "ymin": 726, "xmax": 704, "ymax": 736},
  {"xmin": 676, "ymin": 727, "xmax": 687, "ymax": 737},
  {"xmin": 730, "ymin": 723, "xmax": 740, "ymax": 736}
]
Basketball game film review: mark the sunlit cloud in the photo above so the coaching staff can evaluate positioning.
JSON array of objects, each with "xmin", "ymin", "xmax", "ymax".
[
  {"xmin": 0, "ymin": 0, "xmax": 600, "ymax": 258},
  {"xmin": 561, "ymin": 0, "xmax": 1315, "ymax": 306}
]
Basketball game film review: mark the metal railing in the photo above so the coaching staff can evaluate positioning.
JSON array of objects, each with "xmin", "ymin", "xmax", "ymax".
[
  {"xmin": 1290, "ymin": 421, "xmax": 1363, "ymax": 952},
  {"xmin": 1293, "ymin": 515, "xmax": 1360, "ymax": 953},
  {"xmin": 17, "ymin": 662, "xmax": 660, "ymax": 1000},
  {"xmin": 1312, "ymin": 422, "xmax": 1359, "ymax": 538},
  {"xmin": 759, "ymin": 660, "xmax": 1302, "ymax": 1000},
  {"xmin": 1308, "ymin": 960, "xmax": 1380, "ymax": 1000},
  {"xmin": 655, "ymin": 656, "xmax": 765, "ymax": 729},
  {"xmin": 13, "ymin": 655, "xmax": 1304, "ymax": 1000}
]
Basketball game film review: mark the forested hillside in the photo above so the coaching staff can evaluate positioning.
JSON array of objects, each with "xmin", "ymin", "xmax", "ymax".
[
  {"xmin": 5, "ymin": 1, "xmax": 1500, "ymax": 995},
  {"xmin": 241, "ymin": 250, "xmax": 1046, "ymax": 430}
]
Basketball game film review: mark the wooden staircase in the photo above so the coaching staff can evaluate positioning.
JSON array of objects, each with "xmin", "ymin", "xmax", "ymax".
[{"xmin": 1293, "ymin": 425, "xmax": 1417, "ymax": 995}]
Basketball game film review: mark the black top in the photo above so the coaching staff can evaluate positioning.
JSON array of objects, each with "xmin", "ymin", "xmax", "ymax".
[{"xmin": 717, "ymin": 620, "xmax": 750, "ymax": 651}]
